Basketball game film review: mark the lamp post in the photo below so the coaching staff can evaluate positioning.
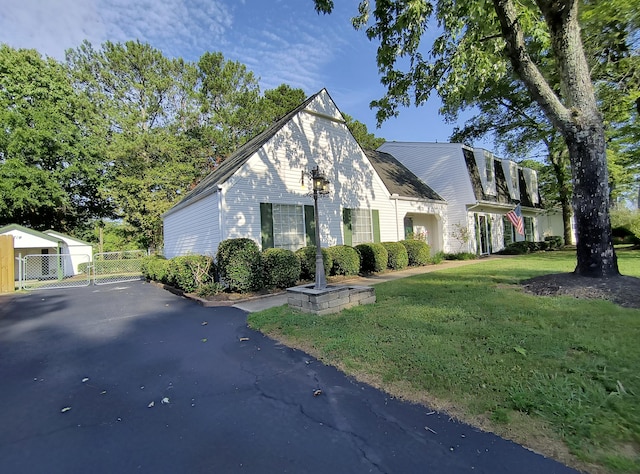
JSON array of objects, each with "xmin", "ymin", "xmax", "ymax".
[{"xmin": 311, "ymin": 166, "xmax": 330, "ymax": 290}]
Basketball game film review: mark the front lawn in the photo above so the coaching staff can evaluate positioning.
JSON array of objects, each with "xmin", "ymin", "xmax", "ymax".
[{"xmin": 248, "ymin": 250, "xmax": 640, "ymax": 473}]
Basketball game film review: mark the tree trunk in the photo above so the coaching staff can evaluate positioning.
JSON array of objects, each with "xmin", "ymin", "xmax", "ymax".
[
  {"xmin": 494, "ymin": 0, "xmax": 619, "ymax": 277},
  {"xmin": 564, "ymin": 120, "xmax": 619, "ymax": 276}
]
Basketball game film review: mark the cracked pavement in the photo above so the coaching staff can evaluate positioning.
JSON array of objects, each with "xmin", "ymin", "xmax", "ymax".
[{"xmin": 0, "ymin": 281, "xmax": 578, "ymax": 473}]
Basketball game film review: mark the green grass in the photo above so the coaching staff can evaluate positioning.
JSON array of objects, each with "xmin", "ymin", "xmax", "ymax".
[{"xmin": 249, "ymin": 250, "xmax": 640, "ymax": 473}]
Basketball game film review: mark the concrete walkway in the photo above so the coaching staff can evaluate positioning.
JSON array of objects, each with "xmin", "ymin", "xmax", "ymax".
[{"xmin": 233, "ymin": 256, "xmax": 501, "ymax": 312}]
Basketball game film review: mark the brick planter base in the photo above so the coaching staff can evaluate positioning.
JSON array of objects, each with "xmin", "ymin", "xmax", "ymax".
[{"xmin": 286, "ymin": 284, "xmax": 376, "ymax": 315}]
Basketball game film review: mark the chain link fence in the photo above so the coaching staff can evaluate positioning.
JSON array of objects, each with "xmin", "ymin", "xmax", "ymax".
[
  {"xmin": 21, "ymin": 254, "xmax": 91, "ymax": 290},
  {"xmin": 93, "ymin": 250, "xmax": 146, "ymax": 285}
]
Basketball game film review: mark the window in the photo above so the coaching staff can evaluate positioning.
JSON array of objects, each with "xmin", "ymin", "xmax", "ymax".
[
  {"xmin": 272, "ymin": 204, "xmax": 305, "ymax": 251},
  {"xmin": 524, "ymin": 216, "xmax": 535, "ymax": 242},
  {"xmin": 342, "ymin": 208, "xmax": 380, "ymax": 246},
  {"xmin": 260, "ymin": 203, "xmax": 314, "ymax": 251},
  {"xmin": 351, "ymin": 209, "xmax": 373, "ymax": 245},
  {"xmin": 503, "ymin": 216, "xmax": 515, "ymax": 246}
]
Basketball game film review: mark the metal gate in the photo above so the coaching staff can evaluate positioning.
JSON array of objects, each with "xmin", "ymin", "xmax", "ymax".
[
  {"xmin": 20, "ymin": 254, "xmax": 92, "ymax": 290},
  {"xmin": 93, "ymin": 250, "xmax": 146, "ymax": 285}
]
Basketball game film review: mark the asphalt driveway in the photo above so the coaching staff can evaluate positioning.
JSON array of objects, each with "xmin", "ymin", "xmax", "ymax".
[{"xmin": 0, "ymin": 282, "xmax": 578, "ymax": 473}]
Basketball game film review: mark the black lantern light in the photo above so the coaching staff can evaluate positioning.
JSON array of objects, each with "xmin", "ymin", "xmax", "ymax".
[{"xmin": 311, "ymin": 166, "xmax": 330, "ymax": 289}]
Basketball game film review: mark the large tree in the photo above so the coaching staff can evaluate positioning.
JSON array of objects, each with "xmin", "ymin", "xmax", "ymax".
[
  {"xmin": 451, "ymin": 0, "xmax": 638, "ymax": 243},
  {"xmin": 0, "ymin": 45, "xmax": 111, "ymax": 231},
  {"xmin": 315, "ymin": 0, "xmax": 623, "ymax": 277}
]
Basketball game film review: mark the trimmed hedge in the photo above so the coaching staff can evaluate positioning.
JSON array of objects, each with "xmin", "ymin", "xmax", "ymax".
[
  {"xmin": 498, "ymin": 240, "xmax": 565, "ymax": 255},
  {"xmin": 401, "ymin": 239, "xmax": 431, "ymax": 266},
  {"xmin": 444, "ymin": 252, "xmax": 478, "ymax": 260},
  {"xmin": 544, "ymin": 235, "xmax": 564, "ymax": 249},
  {"xmin": 262, "ymin": 248, "xmax": 301, "ymax": 289},
  {"xmin": 327, "ymin": 245, "xmax": 361, "ymax": 276},
  {"xmin": 141, "ymin": 255, "xmax": 170, "ymax": 283},
  {"xmin": 381, "ymin": 242, "xmax": 409, "ymax": 270},
  {"xmin": 295, "ymin": 246, "xmax": 331, "ymax": 281},
  {"xmin": 356, "ymin": 243, "xmax": 388, "ymax": 273},
  {"xmin": 217, "ymin": 238, "xmax": 263, "ymax": 293},
  {"xmin": 166, "ymin": 255, "xmax": 215, "ymax": 293}
]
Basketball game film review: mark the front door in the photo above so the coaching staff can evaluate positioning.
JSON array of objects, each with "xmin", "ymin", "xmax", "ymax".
[{"xmin": 475, "ymin": 214, "xmax": 491, "ymax": 255}]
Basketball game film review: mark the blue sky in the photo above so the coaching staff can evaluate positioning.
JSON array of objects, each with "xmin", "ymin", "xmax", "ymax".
[{"xmin": 1, "ymin": 0, "xmax": 490, "ymax": 147}]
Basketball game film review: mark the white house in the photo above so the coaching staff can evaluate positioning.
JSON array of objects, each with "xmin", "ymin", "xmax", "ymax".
[
  {"xmin": 0, "ymin": 224, "xmax": 92, "ymax": 279},
  {"xmin": 163, "ymin": 89, "xmax": 448, "ymax": 258},
  {"xmin": 377, "ymin": 142, "xmax": 545, "ymax": 255}
]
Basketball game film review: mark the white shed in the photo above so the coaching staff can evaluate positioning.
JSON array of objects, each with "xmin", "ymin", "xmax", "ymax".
[{"xmin": 0, "ymin": 224, "xmax": 92, "ymax": 279}]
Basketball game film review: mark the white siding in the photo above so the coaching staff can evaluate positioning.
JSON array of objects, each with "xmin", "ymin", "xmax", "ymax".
[
  {"xmin": 1, "ymin": 229, "xmax": 59, "ymax": 249},
  {"xmin": 45, "ymin": 231, "xmax": 93, "ymax": 275},
  {"xmin": 163, "ymin": 192, "xmax": 220, "ymax": 258},
  {"xmin": 378, "ymin": 142, "xmax": 475, "ymax": 253},
  {"xmin": 221, "ymin": 91, "xmax": 397, "ymax": 250}
]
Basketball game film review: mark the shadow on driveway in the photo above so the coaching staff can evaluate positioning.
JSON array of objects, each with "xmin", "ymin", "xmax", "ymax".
[{"xmin": 0, "ymin": 282, "xmax": 578, "ymax": 473}]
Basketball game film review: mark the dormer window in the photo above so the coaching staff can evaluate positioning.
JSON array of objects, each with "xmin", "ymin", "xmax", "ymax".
[
  {"xmin": 501, "ymin": 159, "xmax": 520, "ymax": 200},
  {"xmin": 473, "ymin": 149, "xmax": 496, "ymax": 196}
]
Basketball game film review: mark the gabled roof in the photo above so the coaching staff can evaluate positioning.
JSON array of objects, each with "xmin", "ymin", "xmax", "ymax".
[
  {"xmin": 0, "ymin": 224, "xmax": 62, "ymax": 245},
  {"xmin": 364, "ymin": 149, "xmax": 445, "ymax": 202},
  {"xmin": 165, "ymin": 90, "xmax": 325, "ymax": 216},
  {"xmin": 44, "ymin": 230, "xmax": 93, "ymax": 246}
]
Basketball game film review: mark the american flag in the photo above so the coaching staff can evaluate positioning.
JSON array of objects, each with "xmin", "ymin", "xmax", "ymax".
[{"xmin": 506, "ymin": 204, "xmax": 524, "ymax": 236}]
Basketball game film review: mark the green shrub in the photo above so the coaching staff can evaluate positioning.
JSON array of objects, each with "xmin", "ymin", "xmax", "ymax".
[
  {"xmin": 544, "ymin": 235, "xmax": 564, "ymax": 249},
  {"xmin": 611, "ymin": 208, "xmax": 640, "ymax": 243},
  {"xmin": 195, "ymin": 282, "xmax": 226, "ymax": 297},
  {"xmin": 498, "ymin": 241, "xmax": 555, "ymax": 255},
  {"xmin": 400, "ymin": 240, "xmax": 431, "ymax": 266},
  {"xmin": 356, "ymin": 243, "xmax": 388, "ymax": 273},
  {"xmin": 262, "ymin": 248, "xmax": 301, "ymax": 289},
  {"xmin": 444, "ymin": 252, "xmax": 478, "ymax": 260},
  {"xmin": 430, "ymin": 251, "xmax": 445, "ymax": 264},
  {"xmin": 382, "ymin": 242, "xmax": 409, "ymax": 270},
  {"xmin": 216, "ymin": 239, "xmax": 263, "ymax": 293},
  {"xmin": 78, "ymin": 262, "xmax": 90, "ymax": 274},
  {"xmin": 295, "ymin": 246, "xmax": 331, "ymax": 280},
  {"xmin": 327, "ymin": 245, "xmax": 361, "ymax": 276},
  {"xmin": 141, "ymin": 255, "xmax": 170, "ymax": 282},
  {"xmin": 167, "ymin": 255, "xmax": 215, "ymax": 293}
]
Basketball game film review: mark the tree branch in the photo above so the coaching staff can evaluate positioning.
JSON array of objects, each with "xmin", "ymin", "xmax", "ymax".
[{"xmin": 492, "ymin": 0, "xmax": 572, "ymax": 130}]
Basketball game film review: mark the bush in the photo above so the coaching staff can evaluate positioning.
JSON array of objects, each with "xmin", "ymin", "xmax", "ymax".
[
  {"xmin": 430, "ymin": 251, "xmax": 445, "ymax": 264},
  {"xmin": 611, "ymin": 208, "xmax": 640, "ymax": 244},
  {"xmin": 544, "ymin": 235, "xmax": 564, "ymax": 249},
  {"xmin": 444, "ymin": 252, "xmax": 478, "ymax": 260},
  {"xmin": 216, "ymin": 238, "xmax": 263, "ymax": 293},
  {"xmin": 400, "ymin": 240, "xmax": 431, "ymax": 266},
  {"xmin": 295, "ymin": 246, "xmax": 331, "ymax": 281},
  {"xmin": 356, "ymin": 243, "xmax": 388, "ymax": 273},
  {"xmin": 498, "ymin": 241, "xmax": 556, "ymax": 255},
  {"xmin": 167, "ymin": 255, "xmax": 215, "ymax": 293},
  {"xmin": 262, "ymin": 248, "xmax": 301, "ymax": 289},
  {"xmin": 382, "ymin": 242, "xmax": 409, "ymax": 270},
  {"xmin": 327, "ymin": 245, "xmax": 360, "ymax": 276},
  {"xmin": 194, "ymin": 282, "xmax": 225, "ymax": 297},
  {"xmin": 141, "ymin": 255, "xmax": 170, "ymax": 282}
]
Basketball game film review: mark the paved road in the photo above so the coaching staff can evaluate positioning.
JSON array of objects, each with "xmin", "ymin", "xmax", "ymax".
[{"xmin": 0, "ymin": 282, "xmax": 578, "ymax": 473}]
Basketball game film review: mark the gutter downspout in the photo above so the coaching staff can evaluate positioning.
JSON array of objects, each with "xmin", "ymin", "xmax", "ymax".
[{"xmin": 217, "ymin": 185, "xmax": 224, "ymax": 245}]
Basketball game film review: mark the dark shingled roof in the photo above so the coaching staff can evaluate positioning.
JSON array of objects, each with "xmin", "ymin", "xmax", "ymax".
[
  {"xmin": 165, "ymin": 90, "xmax": 323, "ymax": 215},
  {"xmin": 365, "ymin": 149, "xmax": 445, "ymax": 201}
]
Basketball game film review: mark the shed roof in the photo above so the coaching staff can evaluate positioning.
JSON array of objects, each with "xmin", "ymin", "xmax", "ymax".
[
  {"xmin": 364, "ymin": 149, "xmax": 445, "ymax": 202},
  {"xmin": 0, "ymin": 224, "xmax": 63, "ymax": 247}
]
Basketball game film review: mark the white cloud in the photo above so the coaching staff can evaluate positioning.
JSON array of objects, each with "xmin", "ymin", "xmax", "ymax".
[{"xmin": 0, "ymin": 0, "xmax": 105, "ymax": 58}]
